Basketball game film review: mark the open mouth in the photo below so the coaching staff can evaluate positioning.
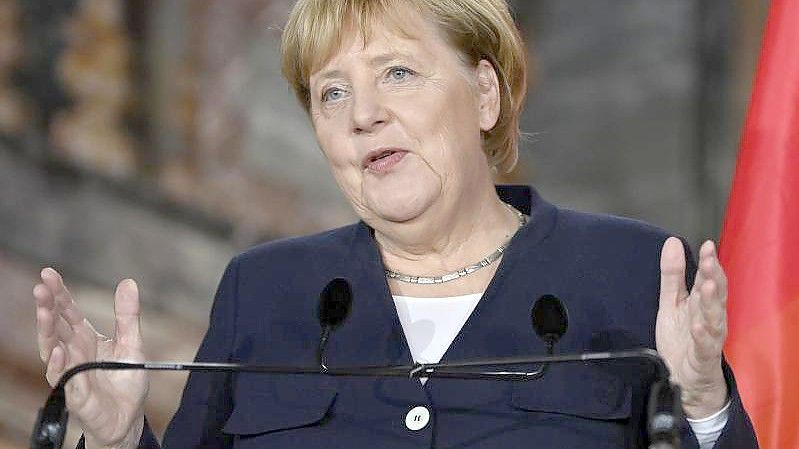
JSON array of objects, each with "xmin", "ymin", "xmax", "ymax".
[
  {"xmin": 368, "ymin": 149, "xmax": 397, "ymax": 164},
  {"xmin": 362, "ymin": 148, "xmax": 408, "ymax": 172}
]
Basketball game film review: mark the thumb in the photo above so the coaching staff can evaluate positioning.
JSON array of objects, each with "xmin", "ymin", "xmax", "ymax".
[
  {"xmin": 659, "ymin": 237, "xmax": 689, "ymax": 310},
  {"xmin": 114, "ymin": 279, "xmax": 143, "ymax": 350}
]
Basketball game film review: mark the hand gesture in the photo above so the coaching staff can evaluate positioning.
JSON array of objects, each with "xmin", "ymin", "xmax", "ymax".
[
  {"xmin": 656, "ymin": 237, "xmax": 729, "ymax": 419},
  {"xmin": 34, "ymin": 268, "xmax": 148, "ymax": 449}
]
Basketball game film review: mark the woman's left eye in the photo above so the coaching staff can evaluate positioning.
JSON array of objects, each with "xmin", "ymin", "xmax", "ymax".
[{"xmin": 386, "ymin": 66, "xmax": 414, "ymax": 82}]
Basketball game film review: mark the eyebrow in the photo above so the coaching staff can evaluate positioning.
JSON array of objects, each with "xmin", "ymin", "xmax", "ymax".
[{"xmin": 368, "ymin": 51, "xmax": 417, "ymax": 67}]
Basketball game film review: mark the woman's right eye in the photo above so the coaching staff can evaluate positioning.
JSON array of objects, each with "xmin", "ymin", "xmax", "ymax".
[{"xmin": 322, "ymin": 87, "xmax": 345, "ymax": 103}]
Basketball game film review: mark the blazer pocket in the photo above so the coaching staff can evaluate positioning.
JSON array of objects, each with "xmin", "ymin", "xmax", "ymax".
[
  {"xmin": 222, "ymin": 375, "xmax": 337, "ymax": 436},
  {"xmin": 509, "ymin": 364, "xmax": 632, "ymax": 420}
]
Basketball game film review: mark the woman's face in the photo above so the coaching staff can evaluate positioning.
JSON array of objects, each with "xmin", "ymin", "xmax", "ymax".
[{"xmin": 308, "ymin": 10, "xmax": 500, "ymax": 225}]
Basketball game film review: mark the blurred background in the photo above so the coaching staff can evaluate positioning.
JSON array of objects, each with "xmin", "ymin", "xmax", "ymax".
[{"xmin": 0, "ymin": 0, "xmax": 768, "ymax": 447}]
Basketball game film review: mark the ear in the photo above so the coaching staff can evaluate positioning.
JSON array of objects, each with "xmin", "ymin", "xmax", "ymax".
[{"xmin": 475, "ymin": 59, "xmax": 501, "ymax": 132}]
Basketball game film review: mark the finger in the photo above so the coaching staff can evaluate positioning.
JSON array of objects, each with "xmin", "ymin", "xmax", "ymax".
[
  {"xmin": 33, "ymin": 281, "xmax": 55, "ymax": 310},
  {"xmin": 698, "ymin": 279, "xmax": 727, "ymax": 339},
  {"xmin": 688, "ymin": 294, "xmax": 716, "ymax": 360},
  {"xmin": 692, "ymin": 241, "xmax": 716, "ymax": 293},
  {"xmin": 689, "ymin": 321, "xmax": 717, "ymax": 365},
  {"xmin": 689, "ymin": 325, "xmax": 725, "ymax": 366},
  {"xmin": 41, "ymin": 268, "xmax": 85, "ymax": 326},
  {"xmin": 34, "ymin": 281, "xmax": 62, "ymax": 362},
  {"xmin": 36, "ymin": 278, "xmax": 82, "ymax": 359},
  {"xmin": 691, "ymin": 241, "xmax": 711, "ymax": 287},
  {"xmin": 114, "ymin": 279, "xmax": 143, "ymax": 350},
  {"xmin": 36, "ymin": 306, "xmax": 58, "ymax": 363},
  {"xmin": 63, "ymin": 336, "xmax": 92, "ymax": 401},
  {"xmin": 659, "ymin": 237, "xmax": 690, "ymax": 309},
  {"xmin": 694, "ymin": 241, "xmax": 728, "ymax": 300},
  {"xmin": 45, "ymin": 343, "xmax": 67, "ymax": 387},
  {"xmin": 699, "ymin": 239, "xmax": 715, "ymax": 258},
  {"xmin": 687, "ymin": 280, "xmax": 726, "ymax": 364},
  {"xmin": 55, "ymin": 315, "xmax": 75, "ymax": 342}
]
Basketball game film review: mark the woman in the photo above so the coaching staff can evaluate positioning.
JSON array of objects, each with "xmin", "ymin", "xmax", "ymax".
[{"xmin": 33, "ymin": 0, "xmax": 758, "ymax": 448}]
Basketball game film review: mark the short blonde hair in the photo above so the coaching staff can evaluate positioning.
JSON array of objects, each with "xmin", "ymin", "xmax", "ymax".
[{"xmin": 281, "ymin": 0, "xmax": 528, "ymax": 173}]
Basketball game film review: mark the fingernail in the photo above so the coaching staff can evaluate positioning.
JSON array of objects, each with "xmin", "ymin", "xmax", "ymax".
[{"xmin": 122, "ymin": 278, "xmax": 138, "ymax": 291}]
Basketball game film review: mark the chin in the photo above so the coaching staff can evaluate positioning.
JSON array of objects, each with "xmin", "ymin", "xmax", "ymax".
[
  {"xmin": 357, "ymin": 166, "xmax": 440, "ymax": 222},
  {"xmin": 363, "ymin": 187, "xmax": 438, "ymax": 224}
]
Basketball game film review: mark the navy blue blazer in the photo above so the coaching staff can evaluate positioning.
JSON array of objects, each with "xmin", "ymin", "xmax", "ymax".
[{"xmin": 116, "ymin": 186, "xmax": 756, "ymax": 449}]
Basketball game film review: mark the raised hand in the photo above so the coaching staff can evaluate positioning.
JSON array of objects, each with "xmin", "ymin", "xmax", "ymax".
[
  {"xmin": 34, "ymin": 268, "xmax": 148, "ymax": 449},
  {"xmin": 655, "ymin": 237, "xmax": 729, "ymax": 419}
]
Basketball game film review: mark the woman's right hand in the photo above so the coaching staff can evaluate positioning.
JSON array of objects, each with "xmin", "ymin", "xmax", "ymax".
[{"xmin": 34, "ymin": 268, "xmax": 149, "ymax": 449}]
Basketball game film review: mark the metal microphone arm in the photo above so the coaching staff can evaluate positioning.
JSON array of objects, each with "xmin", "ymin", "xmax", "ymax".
[{"xmin": 31, "ymin": 348, "xmax": 680, "ymax": 449}]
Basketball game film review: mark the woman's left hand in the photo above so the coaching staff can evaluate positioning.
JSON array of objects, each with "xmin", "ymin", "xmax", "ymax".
[{"xmin": 655, "ymin": 237, "xmax": 729, "ymax": 419}]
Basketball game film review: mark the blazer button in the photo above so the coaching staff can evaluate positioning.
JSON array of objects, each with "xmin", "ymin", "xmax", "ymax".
[{"xmin": 405, "ymin": 406, "xmax": 430, "ymax": 431}]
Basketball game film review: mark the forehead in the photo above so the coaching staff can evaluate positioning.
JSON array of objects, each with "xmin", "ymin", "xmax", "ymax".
[{"xmin": 309, "ymin": 6, "xmax": 454, "ymax": 78}]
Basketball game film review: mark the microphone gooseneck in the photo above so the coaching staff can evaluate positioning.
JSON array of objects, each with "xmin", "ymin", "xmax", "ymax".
[
  {"xmin": 411, "ymin": 294, "xmax": 570, "ymax": 381},
  {"xmin": 30, "ymin": 287, "xmax": 682, "ymax": 449}
]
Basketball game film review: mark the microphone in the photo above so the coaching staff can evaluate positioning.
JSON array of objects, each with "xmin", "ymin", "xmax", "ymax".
[
  {"xmin": 316, "ymin": 278, "xmax": 353, "ymax": 370},
  {"xmin": 30, "ymin": 385, "xmax": 67, "ymax": 449},
  {"xmin": 30, "ymin": 278, "xmax": 353, "ymax": 449},
  {"xmin": 30, "ymin": 290, "xmax": 680, "ymax": 449},
  {"xmin": 531, "ymin": 294, "xmax": 569, "ymax": 355},
  {"xmin": 418, "ymin": 294, "xmax": 680, "ymax": 449},
  {"xmin": 411, "ymin": 295, "xmax": 569, "ymax": 382},
  {"xmin": 648, "ymin": 380, "xmax": 682, "ymax": 449}
]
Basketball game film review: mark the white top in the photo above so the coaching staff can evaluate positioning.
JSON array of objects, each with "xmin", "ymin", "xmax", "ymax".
[
  {"xmin": 392, "ymin": 293, "xmax": 728, "ymax": 447},
  {"xmin": 393, "ymin": 293, "xmax": 483, "ymax": 367}
]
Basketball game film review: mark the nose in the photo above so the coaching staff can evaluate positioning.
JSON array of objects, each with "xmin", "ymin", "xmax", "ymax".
[{"xmin": 350, "ymin": 86, "xmax": 389, "ymax": 135}]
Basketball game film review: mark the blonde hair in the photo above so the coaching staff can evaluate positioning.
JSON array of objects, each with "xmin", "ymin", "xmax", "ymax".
[{"xmin": 281, "ymin": 0, "xmax": 528, "ymax": 173}]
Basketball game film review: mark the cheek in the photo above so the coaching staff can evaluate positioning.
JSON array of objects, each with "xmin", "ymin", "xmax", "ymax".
[
  {"xmin": 314, "ymin": 129, "xmax": 366, "ymax": 201},
  {"xmin": 321, "ymin": 143, "xmax": 358, "ymax": 186},
  {"xmin": 314, "ymin": 120, "xmax": 352, "ymax": 168},
  {"xmin": 397, "ymin": 86, "xmax": 481, "ymax": 172}
]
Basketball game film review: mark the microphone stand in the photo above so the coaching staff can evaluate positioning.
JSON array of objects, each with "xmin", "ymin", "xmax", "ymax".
[{"xmin": 31, "ymin": 348, "xmax": 680, "ymax": 449}]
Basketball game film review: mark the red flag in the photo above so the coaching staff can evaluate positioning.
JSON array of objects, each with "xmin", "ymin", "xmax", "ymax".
[{"xmin": 720, "ymin": 0, "xmax": 799, "ymax": 447}]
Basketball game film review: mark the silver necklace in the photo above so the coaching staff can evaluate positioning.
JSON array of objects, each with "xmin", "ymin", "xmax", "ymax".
[{"xmin": 384, "ymin": 204, "xmax": 528, "ymax": 284}]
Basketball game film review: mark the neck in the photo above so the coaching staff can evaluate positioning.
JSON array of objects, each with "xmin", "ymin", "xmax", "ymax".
[{"xmin": 372, "ymin": 182, "xmax": 519, "ymax": 276}]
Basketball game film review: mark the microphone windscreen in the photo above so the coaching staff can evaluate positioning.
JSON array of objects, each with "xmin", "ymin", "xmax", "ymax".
[
  {"xmin": 318, "ymin": 278, "xmax": 353, "ymax": 328},
  {"xmin": 531, "ymin": 294, "xmax": 569, "ymax": 344}
]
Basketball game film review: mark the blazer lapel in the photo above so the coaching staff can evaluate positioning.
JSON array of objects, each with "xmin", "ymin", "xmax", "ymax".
[
  {"xmin": 326, "ymin": 222, "xmax": 415, "ymax": 369},
  {"xmin": 426, "ymin": 186, "xmax": 560, "ymax": 394}
]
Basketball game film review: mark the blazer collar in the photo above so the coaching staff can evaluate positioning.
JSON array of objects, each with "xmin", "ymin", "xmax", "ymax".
[{"xmin": 330, "ymin": 185, "xmax": 559, "ymax": 369}]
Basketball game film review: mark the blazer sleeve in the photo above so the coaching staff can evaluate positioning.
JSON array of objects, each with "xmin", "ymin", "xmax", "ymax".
[
  {"xmin": 712, "ymin": 360, "xmax": 759, "ymax": 448},
  {"xmin": 159, "ymin": 255, "xmax": 241, "ymax": 448},
  {"xmin": 679, "ymin": 359, "xmax": 759, "ymax": 449},
  {"xmin": 78, "ymin": 256, "xmax": 241, "ymax": 449}
]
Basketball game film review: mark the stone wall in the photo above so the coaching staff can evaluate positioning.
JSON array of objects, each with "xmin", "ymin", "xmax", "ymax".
[{"xmin": 0, "ymin": 143, "xmax": 236, "ymax": 447}]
